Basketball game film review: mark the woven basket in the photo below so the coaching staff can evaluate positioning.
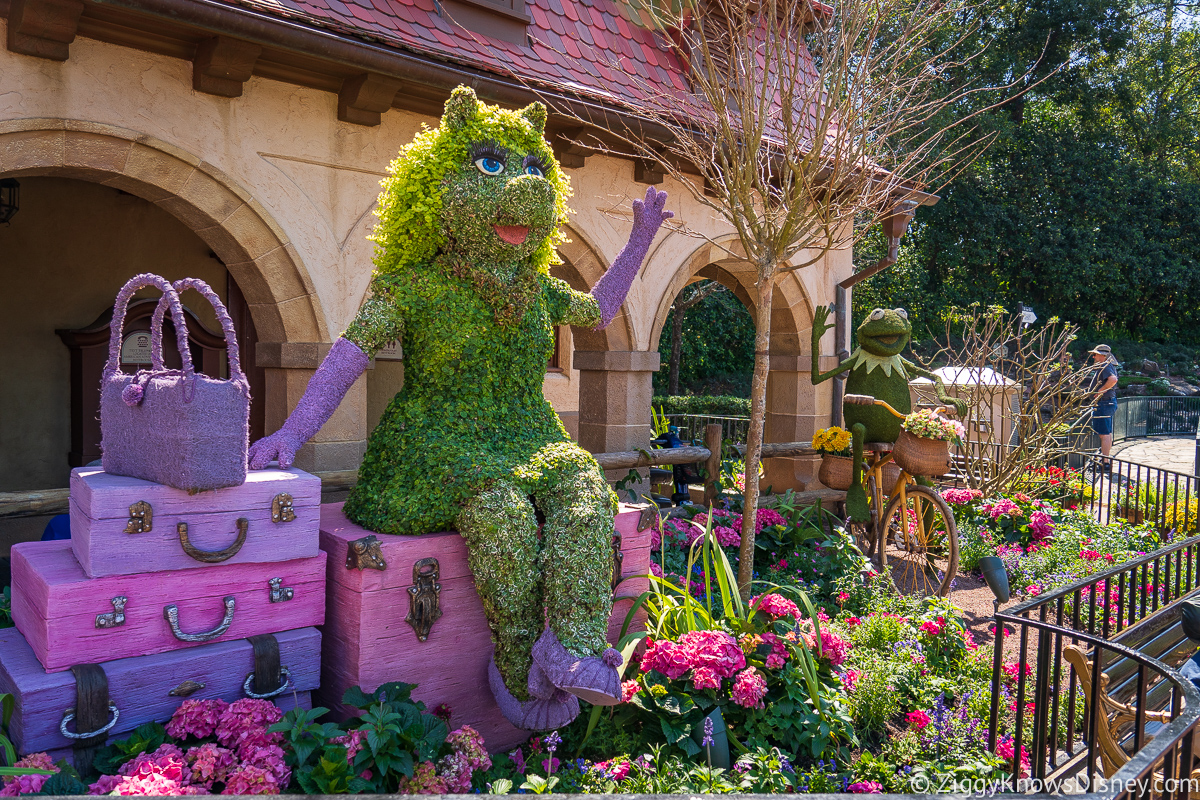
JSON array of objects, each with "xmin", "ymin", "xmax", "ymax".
[
  {"xmin": 818, "ymin": 454, "xmax": 854, "ymax": 490},
  {"xmin": 893, "ymin": 430, "xmax": 951, "ymax": 477},
  {"xmin": 879, "ymin": 461, "xmax": 904, "ymax": 491}
]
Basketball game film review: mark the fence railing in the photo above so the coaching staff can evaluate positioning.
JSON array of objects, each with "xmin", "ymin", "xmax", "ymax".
[
  {"xmin": 990, "ymin": 535, "xmax": 1200, "ymax": 797},
  {"xmin": 665, "ymin": 413, "xmax": 750, "ymax": 447},
  {"xmin": 1049, "ymin": 451, "xmax": 1200, "ymax": 533}
]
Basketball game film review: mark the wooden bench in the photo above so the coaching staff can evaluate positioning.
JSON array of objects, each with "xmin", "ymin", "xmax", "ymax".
[{"xmin": 1062, "ymin": 593, "xmax": 1200, "ymax": 780}]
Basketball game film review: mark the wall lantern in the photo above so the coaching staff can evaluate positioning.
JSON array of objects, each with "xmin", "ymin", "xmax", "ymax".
[{"xmin": 0, "ymin": 179, "xmax": 19, "ymax": 224}]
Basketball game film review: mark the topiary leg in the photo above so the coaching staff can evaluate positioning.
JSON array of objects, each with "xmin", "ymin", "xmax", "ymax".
[
  {"xmin": 846, "ymin": 422, "xmax": 870, "ymax": 522},
  {"xmin": 535, "ymin": 465, "xmax": 616, "ymax": 659},
  {"xmin": 456, "ymin": 481, "xmax": 542, "ymax": 702}
]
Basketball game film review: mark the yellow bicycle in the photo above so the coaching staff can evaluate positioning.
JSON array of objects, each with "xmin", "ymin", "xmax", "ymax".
[{"xmin": 843, "ymin": 394, "xmax": 960, "ymax": 599}]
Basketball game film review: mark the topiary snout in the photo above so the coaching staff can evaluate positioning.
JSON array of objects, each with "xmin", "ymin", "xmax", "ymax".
[{"xmin": 493, "ymin": 173, "xmax": 557, "ymax": 246}]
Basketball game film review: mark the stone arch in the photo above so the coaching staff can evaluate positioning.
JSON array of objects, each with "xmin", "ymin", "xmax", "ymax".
[
  {"xmin": 0, "ymin": 119, "xmax": 327, "ymax": 344},
  {"xmin": 647, "ymin": 235, "xmax": 823, "ymax": 490},
  {"xmin": 648, "ymin": 235, "xmax": 812, "ymax": 358}
]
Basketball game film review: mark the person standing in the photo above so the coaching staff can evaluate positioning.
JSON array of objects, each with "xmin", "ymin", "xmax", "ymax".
[{"xmin": 1088, "ymin": 344, "xmax": 1120, "ymax": 468}]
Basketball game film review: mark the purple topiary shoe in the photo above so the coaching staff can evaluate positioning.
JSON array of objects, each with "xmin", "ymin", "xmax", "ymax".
[
  {"xmin": 531, "ymin": 629, "xmax": 623, "ymax": 706},
  {"xmin": 487, "ymin": 659, "xmax": 579, "ymax": 731}
]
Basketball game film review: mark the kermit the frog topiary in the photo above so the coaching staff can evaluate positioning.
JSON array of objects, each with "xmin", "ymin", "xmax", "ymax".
[
  {"xmin": 247, "ymin": 86, "xmax": 673, "ymax": 730},
  {"xmin": 810, "ymin": 306, "xmax": 966, "ymax": 521}
]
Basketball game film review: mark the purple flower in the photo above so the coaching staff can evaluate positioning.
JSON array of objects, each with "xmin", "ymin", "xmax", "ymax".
[{"xmin": 701, "ymin": 716, "xmax": 715, "ymax": 747}]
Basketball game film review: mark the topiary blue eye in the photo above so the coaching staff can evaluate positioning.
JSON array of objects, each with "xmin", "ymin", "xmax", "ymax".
[
  {"xmin": 475, "ymin": 157, "xmax": 504, "ymax": 175},
  {"xmin": 524, "ymin": 164, "xmax": 544, "ymax": 177}
]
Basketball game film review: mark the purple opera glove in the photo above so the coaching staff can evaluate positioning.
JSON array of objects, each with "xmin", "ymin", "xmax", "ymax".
[
  {"xmin": 247, "ymin": 337, "xmax": 369, "ymax": 470},
  {"xmin": 591, "ymin": 185, "xmax": 673, "ymax": 329}
]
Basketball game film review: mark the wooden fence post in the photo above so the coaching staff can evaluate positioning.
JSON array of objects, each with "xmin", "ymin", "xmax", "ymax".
[{"xmin": 703, "ymin": 423, "xmax": 723, "ymax": 507}]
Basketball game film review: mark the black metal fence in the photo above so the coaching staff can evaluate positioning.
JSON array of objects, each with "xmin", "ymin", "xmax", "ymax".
[
  {"xmin": 1052, "ymin": 451, "xmax": 1200, "ymax": 533},
  {"xmin": 990, "ymin": 535, "xmax": 1200, "ymax": 798},
  {"xmin": 665, "ymin": 413, "xmax": 750, "ymax": 447}
]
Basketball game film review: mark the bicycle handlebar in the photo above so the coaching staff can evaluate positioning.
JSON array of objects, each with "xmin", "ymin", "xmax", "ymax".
[{"xmin": 843, "ymin": 394, "xmax": 954, "ymax": 420}]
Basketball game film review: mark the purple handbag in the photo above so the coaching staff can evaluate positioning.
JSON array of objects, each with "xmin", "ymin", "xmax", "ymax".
[{"xmin": 100, "ymin": 274, "xmax": 250, "ymax": 491}]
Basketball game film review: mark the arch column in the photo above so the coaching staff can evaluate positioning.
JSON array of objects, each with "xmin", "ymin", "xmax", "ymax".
[{"xmin": 575, "ymin": 350, "xmax": 660, "ymax": 456}]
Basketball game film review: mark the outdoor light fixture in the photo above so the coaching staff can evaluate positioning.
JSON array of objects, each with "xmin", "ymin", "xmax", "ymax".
[
  {"xmin": 0, "ymin": 179, "xmax": 19, "ymax": 224},
  {"xmin": 979, "ymin": 555, "xmax": 1011, "ymax": 614}
]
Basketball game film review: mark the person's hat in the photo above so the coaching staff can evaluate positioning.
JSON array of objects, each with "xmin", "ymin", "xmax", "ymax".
[{"xmin": 1088, "ymin": 344, "xmax": 1112, "ymax": 356}]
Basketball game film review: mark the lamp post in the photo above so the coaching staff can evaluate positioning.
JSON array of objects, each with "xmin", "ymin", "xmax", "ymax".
[
  {"xmin": 0, "ymin": 179, "xmax": 19, "ymax": 224},
  {"xmin": 979, "ymin": 555, "xmax": 1011, "ymax": 616}
]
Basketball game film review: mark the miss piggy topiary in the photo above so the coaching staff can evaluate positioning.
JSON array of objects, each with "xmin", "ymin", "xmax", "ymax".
[{"xmin": 247, "ymin": 86, "xmax": 672, "ymax": 730}]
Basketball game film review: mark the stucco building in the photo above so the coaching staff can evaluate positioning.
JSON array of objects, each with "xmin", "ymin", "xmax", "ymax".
[{"xmin": 0, "ymin": 0, "xmax": 853, "ymax": 546}]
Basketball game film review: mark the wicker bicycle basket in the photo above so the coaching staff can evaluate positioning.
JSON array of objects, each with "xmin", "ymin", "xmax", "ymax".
[
  {"xmin": 818, "ymin": 454, "xmax": 854, "ymax": 490},
  {"xmin": 892, "ymin": 430, "xmax": 951, "ymax": 477}
]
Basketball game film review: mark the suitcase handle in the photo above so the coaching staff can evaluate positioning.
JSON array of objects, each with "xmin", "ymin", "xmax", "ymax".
[
  {"xmin": 177, "ymin": 518, "xmax": 249, "ymax": 563},
  {"xmin": 243, "ymin": 666, "xmax": 292, "ymax": 699},
  {"xmin": 60, "ymin": 702, "xmax": 119, "ymax": 740},
  {"xmin": 163, "ymin": 597, "xmax": 236, "ymax": 642}
]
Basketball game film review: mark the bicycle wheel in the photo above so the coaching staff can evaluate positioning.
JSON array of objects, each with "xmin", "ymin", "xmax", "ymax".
[
  {"xmin": 879, "ymin": 485, "xmax": 959, "ymax": 598},
  {"xmin": 846, "ymin": 474, "xmax": 880, "ymax": 558}
]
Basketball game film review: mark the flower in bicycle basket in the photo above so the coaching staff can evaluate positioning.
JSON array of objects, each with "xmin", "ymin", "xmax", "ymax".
[
  {"xmin": 901, "ymin": 409, "xmax": 965, "ymax": 444},
  {"xmin": 813, "ymin": 426, "xmax": 853, "ymax": 456}
]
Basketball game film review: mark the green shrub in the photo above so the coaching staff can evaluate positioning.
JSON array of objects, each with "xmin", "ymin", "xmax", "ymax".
[{"xmin": 652, "ymin": 395, "xmax": 751, "ymax": 416}]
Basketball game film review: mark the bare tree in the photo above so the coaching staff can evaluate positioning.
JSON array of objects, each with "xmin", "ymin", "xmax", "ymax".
[
  {"xmin": 910, "ymin": 305, "xmax": 1099, "ymax": 496},
  {"xmin": 665, "ymin": 280, "xmax": 729, "ymax": 395},
  {"xmin": 534, "ymin": 0, "xmax": 1027, "ymax": 597}
]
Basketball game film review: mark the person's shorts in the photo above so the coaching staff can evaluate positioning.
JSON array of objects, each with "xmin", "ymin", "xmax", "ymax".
[{"xmin": 1092, "ymin": 400, "xmax": 1117, "ymax": 435}]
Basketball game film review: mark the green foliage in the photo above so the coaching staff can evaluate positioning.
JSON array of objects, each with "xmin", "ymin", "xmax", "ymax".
[
  {"xmin": 653, "ymin": 286, "xmax": 755, "ymax": 396},
  {"xmin": 0, "ymin": 587, "xmax": 11, "ymax": 629},
  {"xmin": 651, "ymin": 395, "xmax": 752, "ymax": 416}
]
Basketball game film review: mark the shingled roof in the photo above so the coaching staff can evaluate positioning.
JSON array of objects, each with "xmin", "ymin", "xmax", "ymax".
[{"xmin": 224, "ymin": 0, "xmax": 690, "ymax": 110}]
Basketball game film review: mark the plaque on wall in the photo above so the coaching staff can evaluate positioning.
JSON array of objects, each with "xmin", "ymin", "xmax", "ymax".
[
  {"xmin": 376, "ymin": 340, "xmax": 403, "ymax": 361},
  {"xmin": 120, "ymin": 331, "xmax": 153, "ymax": 365}
]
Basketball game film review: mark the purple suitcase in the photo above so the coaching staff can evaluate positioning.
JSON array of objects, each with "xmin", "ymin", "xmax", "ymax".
[
  {"xmin": 0, "ymin": 626, "xmax": 319, "ymax": 757},
  {"xmin": 11, "ymin": 540, "xmax": 326, "ymax": 672},
  {"xmin": 69, "ymin": 466, "xmax": 320, "ymax": 579}
]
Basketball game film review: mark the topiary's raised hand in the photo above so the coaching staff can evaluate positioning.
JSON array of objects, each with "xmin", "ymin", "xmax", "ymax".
[
  {"xmin": 592, "ymin": 186, "xmax": 673, "ymax": 329},
  {"xmin": 248, "ymin": 338, "xmax": 369, "ymax": 470},
  {"xmin": 811, "ymin": 304, "xmax": 840, "ymax": 382}
]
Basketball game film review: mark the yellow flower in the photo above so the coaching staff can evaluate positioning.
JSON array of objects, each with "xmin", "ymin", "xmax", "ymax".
[{"xmin": 833, "ymin": 430, "xmax": 852, "ymax": 451}]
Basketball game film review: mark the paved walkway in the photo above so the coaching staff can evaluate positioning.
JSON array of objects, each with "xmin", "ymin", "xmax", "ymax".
[{"xmin": 1113, "ymin": 436, "xmax": 1197, "ymax": 475}]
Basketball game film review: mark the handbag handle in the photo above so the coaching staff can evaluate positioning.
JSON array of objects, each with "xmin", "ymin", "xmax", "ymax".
[
  {"xmin": 103, "ymin": 273, "xmax": 193, "ymax": 384},
  {"xmin": 149, "ymin": 278, "xmax": 247, "ymax": 385}
]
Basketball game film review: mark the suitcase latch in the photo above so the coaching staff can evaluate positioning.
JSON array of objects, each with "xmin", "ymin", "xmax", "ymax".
[
  {"xmin": 405, "ymin": 557, "xmax": 443, "ymax": 642},
  {"xmin": 95, "ymin": 596, "xmax": 127, "ymax": 629},
  {"xmin": 124, "ymin": 501, "xmax": 153, "ymax": 534},
  {"xmin": 611, "ymin": 534, "xmax": 624, "ymax": 590},
  {"xmin": 268, "ymin": 577, "xmax": 294, "ymax": 604},
  {"xmin": 346, "ymin": 535, "xmax": 387, "ymax": 571},
  {"xmin": 168, "ymin": 680, "xmax": 206, "ymax": 697},
  {"xmin": 271, "ymin": 493, "xmax": 296, "ymax": 523}
]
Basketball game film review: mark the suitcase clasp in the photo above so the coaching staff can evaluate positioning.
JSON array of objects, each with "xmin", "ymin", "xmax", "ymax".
[
  {"xmin": 346, "ymin": 534, "xmax": 387, "ymax": 571},
  {"xmin": 271, "ymin": 493, "xmax": 296, "ymax": 523},
  {"xmin": 405, "ymin": 557, "xmax": 443, "ymax": 642},
  {"xmin": 95, "ymin": 596, "xmax": 127, "ymax": 629},
  {"xmin": 124, "ymin": 501, "xmax": 153, "ymax": 534},
  {"xmin": 268, "ymin": 577, "xmax": 294, "ymax": 603}
]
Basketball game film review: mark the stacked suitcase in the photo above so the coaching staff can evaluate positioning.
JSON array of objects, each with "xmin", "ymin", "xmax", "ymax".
[{"xmin": 0, "ymin": 466, "xmax": 327, "ymax": 763}]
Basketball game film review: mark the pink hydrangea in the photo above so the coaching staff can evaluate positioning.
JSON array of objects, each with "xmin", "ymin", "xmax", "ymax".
[
  {"xmin": 398, "ymin": 761, "xmax": 447, "ymax": 794},
  {"xmin": 713, "ymin": 526, "xmax": 741, "ymax": 547},
  {"xmin": 437, "ymin": 751, "xmax": 473, "ymax": 794},
  {"xmin": 750, "ymin": 593, "xmax": 802, "ymax": 620},
  {"xmin": 679, "ymin": 630, "xmax": 746, "ymax": 678},
  {"xmin": 730, "ymin": 667, "xmax": 768, "ymax": 709},
  {"xmin": 838, "ymin": 669, "xmax": 859, "ymax": 692},
  {"xmin": 220, "ymin": 764, "xmax": 279, "ymax": 795},
  {"xmin": 942, "ymin": 488, "xmax": 982, "ymax": 505},
  {"xmin": 445, "ymin": 725, "xmax": 490, "ymax": 773},
  {"xmin": 907, "ymin": 709, "xmax": 931, "ymax": 729},
  {"xmin": 759, "ymin": 632, "xmax": 789, "ymax": 669},
  {"xmin": 89, "ymin": 744, "xmax": 197, "ymax": 796},
  {"xmin": 640, "ymin": 637, "xmax": 690, "ymax": 680},
  {"xmin": 848, "ymin": 781, "xmax": 884, "ymax": 793},
  {"xmin": 1, "ymin": 754, "xmax": 57, "ymax": 798},
  {"xmin": 649, "ymin": 561, "xmax": 663, "ymax": 578},
  {"xmin": 620, "ymin": 680, "xmax": 640, "ymax": 702},
  {"xmin": 691, "ymin": 665, "xmax": 722, "ymax": 689},
  {"xmin": 986, "ymin": 499, "xmax": 1021, "ymax": 519},
  {"xmin": 1030, "ymin": 510, "xmax": 1055, "ymax": 539},
  {"xmin": 240, "ymin": 745, "xmax": 290, "ymax": 788},
  {"xmin": 184, "ymin": 744, "xmax": 236, "ymax": 790},
  {"xmin": 167, "ymin": 699, "xmax": 229, "ymax": 741},
  {"xmin": 803, "ymin": 626, "xmax": 851, "ymax": 667},
  {"xmin": 214, "ymin": 699, "xmax": 283, "ymax": 754}
]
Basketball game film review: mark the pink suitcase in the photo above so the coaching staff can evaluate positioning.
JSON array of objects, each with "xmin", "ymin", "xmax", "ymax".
[
  {"xmin": 316, "ymin": 502, "xmax": 651, "ymax": 753},
  {"xmin": 69, "ymin": 466, "xmax": 320, "ymax": 579},
  {"xmin": 0, "ymin": 626, "xmax": 320, "ymax": 757},
  {"xmin": 11, "ymin": 540, "xmax": 326, "ymax": 672}
]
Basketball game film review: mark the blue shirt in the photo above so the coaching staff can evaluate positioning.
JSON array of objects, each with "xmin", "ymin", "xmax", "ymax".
[{"xmin": 1092, "ymin": 363, "xmax": 1118, "ymax": 404}]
